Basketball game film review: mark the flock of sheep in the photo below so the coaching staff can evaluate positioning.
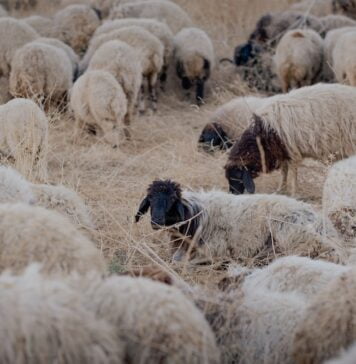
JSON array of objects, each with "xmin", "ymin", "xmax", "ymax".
[{"xmin": 2, "ymin": 0, "xmax": 356, "ymax": 362}]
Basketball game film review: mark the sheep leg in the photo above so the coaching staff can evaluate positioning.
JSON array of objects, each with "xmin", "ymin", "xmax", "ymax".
[
  {"xmin": 123, "ymin": 112, "xmax": 132, "ymax": 140},
  {"xmin": 277, "ymin": 162, "xmax": 289, "ymax": 194},
  {"xmin": 159, "ymin": 65, "xmax": 168, "ymax": 91},
  {"xmin": 148, "ymin": 74, "xmax": 158, "ymax": 112},
  {"xmin": 290, "ymin": 164, "xmax": 298, "ymax": 197},
  {"xmin": 196, "ymin": 80, "xmax": 205, "ymax": 106},
  {"xmin": 139, "ymin": 84, "xmax": 145, "ymax": 115}
]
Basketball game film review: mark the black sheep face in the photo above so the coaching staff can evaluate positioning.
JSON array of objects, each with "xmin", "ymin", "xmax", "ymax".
[
  {"xmin": 198, "ymin": 123, "xmax": 232, "ymax": 151},
  {"xmin": 225, "ymin": 166, "xmax": 255, "ymax": 195},
  {"xmin": 135, "ymin": 180, "xmax": 186, "ymax": 230},
  {"xmin": 233, "ymin": 42, "xmax": 262, "ymax": 66}
]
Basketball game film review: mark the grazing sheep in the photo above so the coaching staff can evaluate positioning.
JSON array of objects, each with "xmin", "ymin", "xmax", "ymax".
[
  {"xmin": 332, "ymin": 30, "xmax": 356, "ymax": 85},
  {"xmin": 323, "ymin": 156, "xmax": 356, "ymax": 247},
  {"xmin": 94, "ymin": 18, "xmax": 174, "ymax": 88},
  {"xmin": 0, "ymin": 98, "xmax": 47, "ymax": 181},
  {"xmin": 83, "ymin": 26, "xmax": 163, "ymax": 111},
  {"xmin": 87, "ymin": 40, "xmax": 142, "ymax": 131},
  {"xmin": 0, "ymin": 203, "xmax": 105, "ymax": 275},
  {"xmin": 292, "ymin": 269, "xmax": 356, "ymax": 363},
  {"xmin": 327, "ymin": 344, "xmax": 356, "ymax": 364},
  {"xmin": 109, "ymin": 0, "xmax": 192, "ymax": 34},
  {"xmin": 332, "ymin": 0, "xmax": 356, "ymax": 19},
  {"xmin": 70, "ymin": 70, "xmax": 128, "ymax": 147},
  {"xmin": 9, "ymin": 42, "xmax": 73, "ymax": 106},
  {"xmin": 22, "ymin": 15, "xmax": 55, "ymax": 38},
  {"xmin": 53, "ymin": 4, "xmax": 101, "ymax": 54},
  {"xmin": 75, "ymin": 274, "xmax": 220, "ymax": 364},
  {"xmin": 248, "ymin": 11, "xmax": 323, "ymax": 46},
  {"xmin": 0, "ymin": 18, "xmax": 38, "ymax": 77},
  {"xmin": 174, "ymin": 27, "xmax": 215, "ymax": 105},
  {"xmin": 323, "ymin": 26, "xmax": 356, "ymax": 81},
  {"xmin": 0, "ymin": 265, "xmax": 121, "ymax": 364},
  {"xmin": 319, "ymin": 14, "xmax": 356, "ymax": 33},
  {"xmin": 198, "ymin": 95, "xmax": 267, "ymax": 151},
  {"xmin": 225, "ymin": 83, "xmax": 356, "ymax": 196},
  {"xmin": 274, "ymin": 29, "xmax": 324, "ymax": 92},
  {"xmin": 135, "ymin": 179, "xmax": 344, "ymax": 265}
]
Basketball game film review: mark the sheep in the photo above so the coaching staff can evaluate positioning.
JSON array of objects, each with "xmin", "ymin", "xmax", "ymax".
[
  {"xmin": 332, "ymin": 0, "xmax": 356, "ymax": 19},
  {"xmin": 319, "ymin": 14, "xmax": 356, "ymax": 33},
  {"xmin": 0, "ymin": 98, "xmax": 47, "ymax": 182},
  {"xmin": 0, "ymin": 265, "xmax": 121, "ymax": 364},
  {"xmin": 9, "ymin": 42, "xmax": 73, "ymax": 106},
  {"xmin": 323, "ymin": 156, "xmax": 356, "ymax": 248},
  {"xmin": 93, "ymin": 18, "xmax": 174, "ymax": 88},
  {"xmin": 225, "ymin": 83, "xmax": 356, "ymax": 196},
  {"xmin": 290, "ymin": 0, "xmax": 334, "ymax": 17},
  {"xmin": 108, "ymin": 0, "xmax": 192, "ymax": 34},
  {"xmin": 86, "ymin": 40, "xmax": 142, "ymax": 131},
  {"xmin": 174, "ymin": 27, "xmax": 215, "ymax": 105},
  {"xmin": 1, "ymin": 0, "xmax": 38, "ymax": 10},
  {"xmin": 53, "ymin": 4, "xmax": 101, "ymax": 54},
  {"xmin": 74, "ymin": 273, "xmax": 220, "ymax": 364},
  {"xmin": 83, "ymin": 26, "xmax": 163, "ymax": 111},
  {"xmin": 198, "ymin": 95, "xmax": 268, "ymax": 151},
  {"xmin": 327, "ymin": 344, "xmax": 356, "ymax": 364},
  {"xmin": 35, "ymin": 37, "xmax": 80, "ymax": 80},
  {"xmin": 70, "ymin": 70, "xmax": 128, "ymax": 147},
  {"xmin": 248, "ymin": 11, "xmax": 323, "ymax": 46},
  {"xmin": 0, "ymin": 203, "xmax": 105, "ymax": 275},
  {"xmin": 292, "ymin": 269, "xmax": 356, "ymax": 363},
  {"xmin": 135, "ymin": 179, "xmax": 345, "ymax": 266},
  {"xmin": 22, "ymin": 15, "xmax": 55, "ymax": 38},
  {"xmin": 274, "ymin": 29, "xmax": 324, "ymax": 92},
  {"xmin": 0, "ymin": 17, "xmax": 38, "ymax": 77},
  {"xmin": 323, "ymin": 26, "xmax": 356, "ymax": 81},
  {"xmin": 332, "ymin": 30, "xmax": 356, "ymax": 85}
]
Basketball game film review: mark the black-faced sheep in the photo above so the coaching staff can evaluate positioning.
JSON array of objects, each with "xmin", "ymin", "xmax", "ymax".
[
  {"xmin": 135, "ymin": 179, "xmax": 344, "ymax": 266},
  {"xmin": 174, "ymin": 27, "xmax": 215, "ymax": 105},
  {"xmin": 225, "ymin": 83, "xmax": 356, "ymax": 196}
]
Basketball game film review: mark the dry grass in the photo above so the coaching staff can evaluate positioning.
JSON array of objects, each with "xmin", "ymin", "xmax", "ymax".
[{"xmin": 9, "ymin": 0, "xmax": 332, "ymax": 285}]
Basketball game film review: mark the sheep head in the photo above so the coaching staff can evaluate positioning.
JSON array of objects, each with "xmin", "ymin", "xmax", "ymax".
[
  {"xmin": 233, "ymin": 42, "xmax": 262, "ymax": 66},
  {"xmin": 135, "ymin": 180, "xmax": 185, "ymax": 230},
  {"xmin": 198, "ymin": 122, "xmax": 233, "ymax": 151}
]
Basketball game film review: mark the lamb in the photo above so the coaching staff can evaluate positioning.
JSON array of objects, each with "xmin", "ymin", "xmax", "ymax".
[
  {"xmin": 93, "ymin": 18, "xmax": 174, "ymax": 88},
  {"xmin": 135, "ymin": 179, "xmax": 344, "ymax": 265},
  {"xmin": 9, "ymin": 42, "xmax": 73, "ymax": 106},
  {"xmin": 198, "ymin": 95, "xmax": 267, "ymax": 151},
  {"xmin": 0, "ymin": 203, "xmax": 105, "ymax": 275},
  {"xmin": 70, "ymin": 70, "xmax": 128, "ymax": 147},
  {"xmin": 83, "ymin": 26, "xmax": 163, "ymax": 111},
  {"xmin": 174, "ymin": 27, "xmax": 215, "ymax": 105},
  {"xmin": 292, "ymin": 269, "xmax": 356, "ymax": 363},
  {"xmin": 332, "ymin": 30, "xmax": 356, "ymax": 85},
  {"xmin": 274, "ymin": 29, "xmax": 324, "ymax": 92},
  {"xmin": 225, "ymin": 83, "xmax": 356, "ymax": 196},
  {"xmin": 86, "ymin": 40, "xmax": 142, "ymax": 131},
  {"xmin": 108, "ymin": 0, "xmax": 192, "ymax": 34},
  {"xmin": 0, "ymin": 265, "xmax": 121, "ymax": 364},
  {"xmin": 323, "ymin": 156, "xmax": 356, "ymax": 247},
  {"xmin": 0, "ymin": 98, "xmax": 47, "ymax": 182},
  {"xmin": 0, "ymin": 17, "xmax": 38, "ymax": 77},
  {"xmin": 22, "ymin": 15, "xmax": 55, "ymax": 38},
  {"xmin": 53, "ymin": 4, "xmax": 101, "ymax": 54}
]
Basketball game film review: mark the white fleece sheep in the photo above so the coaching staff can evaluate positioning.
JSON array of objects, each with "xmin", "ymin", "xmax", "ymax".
[
  {"xmin": 71, "ymin": 70, "xmax": 128, "ymax": 147},
  {"xmin": 323, "ymin": 26, "xmax": 356, "ymax": 81},
  {"xmin": 136, "ymin": 180, "xmax": 345, "ymax": 265},
  {"xmin": 22, "ymin": 15, "xmax": 55, "ymax": 38},
  {"xmin": 274, "ymin": 29, "xmax": 324, "ymax": 92},
  {"xmin": 0, "ymin": 98, "xmax": 47, "ymax": 182},
  {"xmin": 0, "ymin": 203, "xmax": 105, "ymax": 275},
  {"xmin": 73, "ymin": 274, "xmax": 220, "ymax": 364},
  {"xmin": 323, "ymin": 156, "xmax": 356, "ymax": 249},
  {"xmin": 0, "ymin": 17, "xmax": 38, "ymax": 77},
  {"xmin": 174, "ymin": 27, "xmax": 215, "ymax": 105},
  {"xmin": 83, "ymin": 26, "xmax": 162, "ymax": 111},
  {"xmin": 227, "ymin": 83, "xmax": 356, "ymax": 196},
  {"xmin": 9, "ymin": 42, "xmax": 73, "ymax": 106},
  {"xmin": 109, "ymin": 0, "xmax": 192, "ymax": 34},
  {"xmin": 320, "ymin": 14, "xmax": 356, "ymax": 33},
  {"xmin": 332, "ymin": 30, "xmax": 356, "ymax": 85},
  {"xmin": 87, "ymin": 40, "xmax": 142, "ymax": 130},
  {"xmin": 0, "ymin": 265, "xmax": 121, "ymax": 364},
  {"xmin": 53, "ymin": 4, "xmax": 101, "ymax": 54},
  {"xmin": 94, "ymin": 18, "xmax": 173, "ymax": 86}
]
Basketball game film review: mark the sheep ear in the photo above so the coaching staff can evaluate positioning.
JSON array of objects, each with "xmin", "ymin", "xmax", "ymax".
[
  {"xmin": 243, "ymin": 170, "xmax": 255, "ymax": 194},
  {"xmin": 135, "ymin": 197, "xmax": 150, "ymax": 222},
  {"xmin": 176, "ymin": 201, "xmax": 185, "ymax": 221}
]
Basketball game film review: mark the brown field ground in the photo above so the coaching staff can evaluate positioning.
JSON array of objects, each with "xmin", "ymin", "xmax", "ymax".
[{"xmin": 13, "ymin": 0, "xmax": 329, "ymax": 284}]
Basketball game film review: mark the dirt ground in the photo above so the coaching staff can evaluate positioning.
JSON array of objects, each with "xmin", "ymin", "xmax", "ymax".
[{"xmin": 12, "ymin": 0, "xmax": 330, "ymax": 285}]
